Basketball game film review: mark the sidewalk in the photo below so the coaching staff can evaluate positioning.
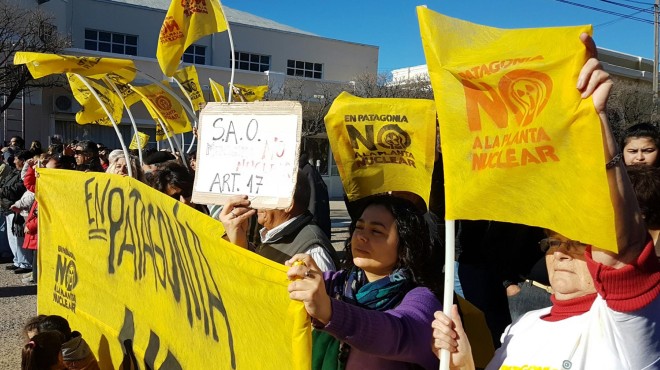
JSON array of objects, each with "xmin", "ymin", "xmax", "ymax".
[
  {"xmin": 0, "ymin": 259, "xmax": 37, "ymax": 368},
  {"xmin": 329, "ymin": 200, "xmax": 351, "ymax": 252}
]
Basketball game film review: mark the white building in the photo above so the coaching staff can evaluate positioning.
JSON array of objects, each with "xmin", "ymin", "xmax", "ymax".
[
  {"xmin": 3, "ymin": 0, "xmax": 378, "ymax": 197},
  {"xmin": 390, "ymin": 47, "xmax": 656, "ymax": 84}
]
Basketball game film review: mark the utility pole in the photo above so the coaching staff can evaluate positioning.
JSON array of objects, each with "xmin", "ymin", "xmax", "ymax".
[{"xmin": 654, "ymin": 0, "xmax": 659, "ymax": 103}]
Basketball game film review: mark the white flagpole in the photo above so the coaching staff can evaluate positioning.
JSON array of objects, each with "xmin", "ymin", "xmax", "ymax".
[
  {"xmin": 157, "ymin": 118, "xmax": 176, "ymax": 154},
  {"xmin": 218, "ymin": 1, "xmax": 236, "ymax": 103},
  {"xmin": 171, "ymin": 77, "xmax": 199, "ymax": 154},
  {"xmin": 103, "ymin": 77, "xmax": 144, "ymax": 166},
  {"xmin": 73, "ymin": 73, "xmax": 133, "ymax": 178},
  {"xmin": 440, "ymin": 220, "xmax": 455, "ymax": 370}
]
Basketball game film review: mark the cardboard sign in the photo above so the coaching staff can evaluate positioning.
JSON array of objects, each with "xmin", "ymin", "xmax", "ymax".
[{"xmin": 192, "ymin": 101, "xmax": 302, "ymax": 209}]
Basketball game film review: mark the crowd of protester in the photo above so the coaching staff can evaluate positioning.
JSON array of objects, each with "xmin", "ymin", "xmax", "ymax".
[{"xmin": 9, "ymin": 34, "xmax": 660, "ymax": 369}]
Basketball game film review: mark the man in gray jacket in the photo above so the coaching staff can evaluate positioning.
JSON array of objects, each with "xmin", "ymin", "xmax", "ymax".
[{"xmin": 220, "ymin": 172, "xmax": 339, "ymax": 271}]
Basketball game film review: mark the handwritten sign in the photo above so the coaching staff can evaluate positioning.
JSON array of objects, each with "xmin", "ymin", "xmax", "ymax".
[{"xmin": 192, "ymin": 101, "xmax": 302, "ymax": 209}]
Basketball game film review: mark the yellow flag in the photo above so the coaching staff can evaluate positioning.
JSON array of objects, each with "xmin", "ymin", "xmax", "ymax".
[
  {"xmin": 66, "ymin": 73, "xmax": 123, "ymax": 126},
  {"xmin": 209, "ymin": 78, "xmax": 226, "ymax": 102},
  {"xmin": 141, "ymin": 97, "xmax": 174, "ymax": 142},
  {"xmin": 129, "ymin": 131, "xmax": 150, "ymax": 150},
  {"xmin": 173, "ymin": 65, "xmax": 206, "ymax": 111},
  {"xmin": 105, "ymin": 73, "xmax": 142, "ymax": 108},
  {"xmin": 324, "ymin": 92, "xmax": 437, "ymax": 207},
  {"xmin": 418, "ymin": 8, "xmax": 616, "ymax": 252},
  {"xmin": 36, "ymin": 169, "xmax": 311, "ymax": 370},
  {"xmin": 13, "ymin": 52, "xmax": 135, "ymax": 81},
  {"xmin": 157, "ymin": 0, "xmax": 228, "ymax": 76},
  {"xmin": 232, "ymin": 83, "xmax": 268, "ymax": 102},
  {"xmin": 131, "ymin": 83, "xmax": 192, "ymax": 134}
]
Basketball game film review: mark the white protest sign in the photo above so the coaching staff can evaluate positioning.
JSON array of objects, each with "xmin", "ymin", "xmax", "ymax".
[{"xmin": 192, "ymin": 101, "xmax": 302, "ymax": 209}]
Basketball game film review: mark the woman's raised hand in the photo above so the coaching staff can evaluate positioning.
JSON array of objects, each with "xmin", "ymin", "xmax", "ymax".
[
  {"xmin": 431, "ymin": 305, "xmax": 475, "ymax": 370},
  {"xmin": 286, "ymin": 254, "xmax": 332, "ymax": 325}
]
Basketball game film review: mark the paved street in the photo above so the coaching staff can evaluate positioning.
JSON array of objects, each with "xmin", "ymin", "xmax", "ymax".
[{"xmin": 0, "ymin": 200, "xmax": 350, "ymax": 368}]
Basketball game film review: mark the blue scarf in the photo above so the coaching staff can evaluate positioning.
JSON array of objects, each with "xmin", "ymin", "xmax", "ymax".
[{"xmin": 311, "ymin": 267, "xmax": 414, "ymax": 370}]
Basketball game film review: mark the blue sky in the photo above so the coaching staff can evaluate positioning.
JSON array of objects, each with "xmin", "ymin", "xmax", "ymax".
[{"xmin": 222, "ymin": 0, "xmax": 655, "ymax": 73}]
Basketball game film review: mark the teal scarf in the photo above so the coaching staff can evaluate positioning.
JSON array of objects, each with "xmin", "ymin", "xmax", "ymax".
[{"xmin": 311, "ymin": 267, "xmax": 413, "ymax": 370}]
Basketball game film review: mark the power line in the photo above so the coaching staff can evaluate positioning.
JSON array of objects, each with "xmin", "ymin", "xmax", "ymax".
[
  {"xmin": 619, "ymin": 0, "xmax": 654, "ymax": 5},
  {"xmin": 595, "ymin": 8, "xmax": 652, "ymax": 27},
  {"xmin": 553, "ymin": 0, "xmax": 654, "ymax": 24},
  {"xmin": 596, "ymin": 0, "xmax": 653, "ymax": 14}
]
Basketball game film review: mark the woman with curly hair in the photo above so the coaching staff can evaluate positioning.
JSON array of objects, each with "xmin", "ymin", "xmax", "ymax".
[{"xmin": 287, "ymin": 194, "xmax": 442, "ymax": 370}]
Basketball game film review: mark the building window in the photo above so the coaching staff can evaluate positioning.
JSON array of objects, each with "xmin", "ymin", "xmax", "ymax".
[
  {"xmin": 233, "ymin": 52, "xmax": 270, "ymax": 72},
  {"xmin": 84, "ymin": 29, "xmax": 137, "ymax": 56},
  {"xmin": 287, "ymin": 60, "xmax": 322, "ymax": 79},
  {"xmin": 183, "ymin": 44, "xmax": 206, "ymax": 65}
]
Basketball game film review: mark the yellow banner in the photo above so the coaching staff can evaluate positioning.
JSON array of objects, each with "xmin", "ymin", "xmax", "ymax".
[
  {"xmin": 157, "ymin": 0, "xmax": 228, "ymax": 76},
  {"xmin": 132, "ymin": 83, "xmax": 192, "ymax": 134},
  {"xmin": 232, "ymin": 83, "xmax": 268, "ymax": 102},
  {"xmin": 209, "ymin": 78, "xmax": 226, "ymax": 102},
  {"xmin": 14, "ymin": 52, "xmax": 135, "ymax": 81},
  {"xmin": 418, "ymin": 8, "xmax": 616, "ymax": 252},
  {"xmin": 324, "ymin": 92, "xmax": 436, "ymax": 207},
  {"xmin": 36, "ymin": 169, "xmax": 310, "ymax": 370},
  {"xmin": 173, "ymin": 65, "xmax": 206, "ymax": 111},
  {"xmin": 67, "ymin": 74, "xmax": 124, "ymax": 126},
  {"xmin": 129, "ymin": 131, "xmax": 150, "ymax": 150}
]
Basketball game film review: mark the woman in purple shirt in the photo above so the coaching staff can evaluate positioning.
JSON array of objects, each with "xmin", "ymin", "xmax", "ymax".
[{"xmin": 287, "ymin": 194, "xmax": 443, "ymax": 370}]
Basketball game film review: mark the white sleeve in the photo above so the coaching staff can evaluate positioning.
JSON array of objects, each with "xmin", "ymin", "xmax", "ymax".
[{"xmin": 305, "ymin": 245, "xmax": 336, "ymax": 272}]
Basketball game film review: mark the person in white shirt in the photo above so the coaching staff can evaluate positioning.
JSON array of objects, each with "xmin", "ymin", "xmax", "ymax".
[{"xmin": 430, "ymin": 33, "xmax": 660, "ymax": 370}]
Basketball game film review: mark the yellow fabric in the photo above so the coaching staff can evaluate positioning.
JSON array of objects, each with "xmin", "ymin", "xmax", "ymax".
[
  {"xmin": 232, "ymin": 83, "xmax": 268, "ymax": 102},
  {"xmin": 209, "ymin": 78, "xmax": 226, "ymax": 102},
  {"xmin": 173, "ymin": 65, "xmax": 206, "ymax": 111},
  {"xmin": 131, "ymin": 83, "xmax": 192, "ymax": 135},
  {"xmin": 129, "ymin": 131, "xmax": 150, "ymax": 150},
  {"xmin": 456, "ymin": 296, "xmax": 495, "ymax": 369},
  {"xmin": 36, "ymin": 169, "xmax": 311, "ymax": 370},
  {"xmin": 13, "ymin": 51, "xmax": 135, "ymax": 81},
  {"xmin": 141, "ymin": 98, "xmax": 174, "ymax": 142},
  {"xmin": 418, "ymin": 8, "xmax": 616, "ymax": 252},
  {"xmin": 106, "ymin": 73, "xmax": 142, "ymax": 108},
  {"xmin": 324, "ymin": 92, "xmax": 436, "ymax": 207},
  {"xmin": 66, "ymin": 74, "xmax": 123, "ymax": 126},
  {"xmin": 157, "ymin": 0, "xmax": 228, "ymax": 76}
]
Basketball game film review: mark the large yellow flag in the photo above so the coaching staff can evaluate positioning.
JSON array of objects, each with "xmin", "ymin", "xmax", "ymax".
[
  {"xmin": 66, "ymin": 73, "xmax": 124, "ymax": 125},
  {"xmin": 13, "ymin": 52, "xmax": 135, "ymax": 81},
  {"xmin": 325, "ymin": 92, "xmax": 437, "ymax": 207},
  {"xmin": 173, "ymin": 65, "xmax": 206, "ymax": 111},
  {"xmin": 209, "ymin": 78, "xmax": 226, "ymax": 102},
  {"xmin": 36, "ymin": 169, "xmax": 310, "ymax": 370},
  {"xmin": 131, "ymin": 83, "xmax": 192, "ymax": 134},
  {"xmin": 418, "ymin": 8, "xmax": 616, "ymax": 252},
  {"xmin": 157, "ymin": 0, "xmax": 228, "ymax": 76},
  {"xmin": 232, "ymin": 83, "xmax": 268, "ymax": 102}
]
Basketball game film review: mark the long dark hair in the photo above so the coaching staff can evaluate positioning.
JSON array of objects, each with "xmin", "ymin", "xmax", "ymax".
[
  {"xmin": 343, "ymin": 195, "xmax": 443, "ymax": 296},
  {"xmin": 21, "ymin": 331, "xmax": 65, "ymax": 370}
]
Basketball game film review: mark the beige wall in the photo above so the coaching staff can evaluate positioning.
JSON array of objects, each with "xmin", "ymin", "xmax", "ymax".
[{"xmin": 11, "ymin": 0, "xmax": 377, "ymax": 150}]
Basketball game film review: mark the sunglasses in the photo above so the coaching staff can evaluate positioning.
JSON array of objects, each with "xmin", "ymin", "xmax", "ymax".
[{"xmin": 539, "ymin": 238, "xmax": 587, "ymax": 254}]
